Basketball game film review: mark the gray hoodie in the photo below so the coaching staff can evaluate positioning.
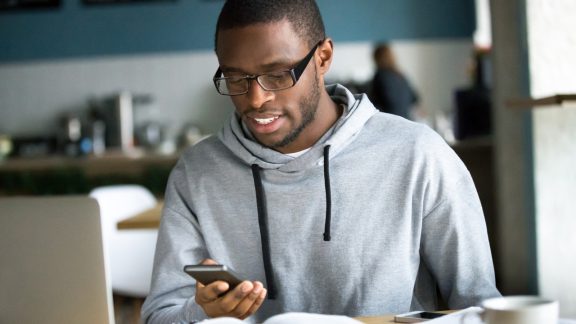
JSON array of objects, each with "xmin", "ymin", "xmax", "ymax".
[{"xmin": 141, "ymin": 84, "xmax": 500, "ymax": 323}]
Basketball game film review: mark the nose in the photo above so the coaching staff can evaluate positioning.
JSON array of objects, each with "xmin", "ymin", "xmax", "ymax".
[{"xmin": 245, "ymin": 79, "xmax": 274, "ymax": 109}]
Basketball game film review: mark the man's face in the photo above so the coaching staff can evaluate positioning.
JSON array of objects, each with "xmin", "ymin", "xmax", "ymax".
[{"xmin": 215, "ymin": 20, "xmax": 323, "ymax": 153}]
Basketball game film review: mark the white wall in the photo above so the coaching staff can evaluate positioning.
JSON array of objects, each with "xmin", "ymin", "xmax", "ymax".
[
  {"xmin": 527, "ymin": 0, "xmax": 576, "ymax": 318},
  {"xmin": 0, "ymin": 51, "xmax": 232, "ymax": 139},
  {"xmin": 0, "ymin": 39, "xmax": 472, "ymax": 140}
]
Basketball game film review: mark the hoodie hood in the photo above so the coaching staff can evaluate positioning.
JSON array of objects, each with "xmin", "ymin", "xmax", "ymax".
[
  {"xmin": 218, "ymin": 83, "xmax": 378, "ymax": 172},
  {"xmin": 217, "ymin": 83, "xmax": 378, "ymax": 299}
]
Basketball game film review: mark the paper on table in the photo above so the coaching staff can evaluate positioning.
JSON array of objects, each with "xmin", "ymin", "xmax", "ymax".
[{"xmin": 197, "ymin": 312, "xmax": 363, "ymax": 324}]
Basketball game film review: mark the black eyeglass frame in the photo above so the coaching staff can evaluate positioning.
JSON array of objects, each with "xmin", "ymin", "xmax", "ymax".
[{"xmin": 213, "ymin": 41, "xmax": 321, "ymax": 96}]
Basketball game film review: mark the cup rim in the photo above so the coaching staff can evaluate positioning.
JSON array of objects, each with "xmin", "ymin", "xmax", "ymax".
[{"xmin": 483, "ymin": 295, "xmax": 557, "ymax": 310}]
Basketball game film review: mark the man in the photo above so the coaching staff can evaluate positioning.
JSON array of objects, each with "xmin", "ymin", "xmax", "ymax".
[{"xmin": 141, "ymin": 1, "xmax": 500, "ymax": 323}]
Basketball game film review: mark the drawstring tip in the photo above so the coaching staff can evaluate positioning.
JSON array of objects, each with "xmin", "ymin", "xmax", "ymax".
[
  {"xmin": 267, "ymin": 290, "xmax": 277, "ymax": 300},
  {"xmin": 323, "ymin": 233, "xmax": 331, "ymax": 241}
]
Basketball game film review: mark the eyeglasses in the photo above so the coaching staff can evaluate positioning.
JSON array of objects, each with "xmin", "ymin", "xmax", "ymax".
[{"xmin": 213, "ymin": 42, "xmax": 320, "ymax": 96}]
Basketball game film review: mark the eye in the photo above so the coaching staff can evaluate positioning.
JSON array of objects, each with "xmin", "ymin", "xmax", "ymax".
[
  {"xmin": 266, "ymin": 72, "xmax": 289, "ymax": 80},
  {"xmin": 260, "ymin": 71, "xmax": 293, "ymax": 89},
  {"xmin": 227, "ymin": 77, "xmax": 245, "ymax": 85}
]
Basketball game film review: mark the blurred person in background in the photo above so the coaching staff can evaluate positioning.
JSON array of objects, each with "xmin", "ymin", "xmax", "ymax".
[{"xmin": 370, "ymin": 43, "xmax": 419, "ymax": 120}]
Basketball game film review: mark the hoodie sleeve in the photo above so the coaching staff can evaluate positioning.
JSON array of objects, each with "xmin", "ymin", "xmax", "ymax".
[
  {"xmin": 141, "ymin": 158, "xmax": 210, "ymax": 324},
  {"xmin": 416, "ymin": 131, "xmax": 501, "ymax": 308}
]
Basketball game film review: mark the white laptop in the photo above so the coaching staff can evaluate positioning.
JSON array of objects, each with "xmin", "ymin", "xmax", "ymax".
[{"xmin": 0, "ymin": 196, "xmax": 114, "ymax": 324}]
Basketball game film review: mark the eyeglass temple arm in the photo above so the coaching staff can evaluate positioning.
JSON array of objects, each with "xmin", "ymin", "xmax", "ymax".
[
  {"xmin": 293, "ymin": 42, "xmax": 320, "ymax": 79},
  {"xmin": 213, "ymin": 67, "xmax": 223, "ymax": 80}
]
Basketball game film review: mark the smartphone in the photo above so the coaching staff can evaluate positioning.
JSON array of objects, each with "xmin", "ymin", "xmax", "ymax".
[
  {"xmin": 183, "ymin": 264, "xmax": 244, "ymax": 288},
  {"xmin": 394, "ymin": 311, "xmax": 446, "ymax": 323}
]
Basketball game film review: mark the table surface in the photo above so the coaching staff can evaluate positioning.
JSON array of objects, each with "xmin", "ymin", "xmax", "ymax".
[
  {"xmin": 117, "ymin": 201, "xmax": 163, "ymax": 230},
  {"xmin": 356, "ymin": 310, "xmax": 454, "ymax": 323},
  {"xmin": 355, "ymin": 315, "xmax": 396, "ymax": 323}
]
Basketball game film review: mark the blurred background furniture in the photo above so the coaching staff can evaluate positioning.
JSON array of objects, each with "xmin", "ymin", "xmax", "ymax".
[
  {"xmin": 0, "ymin": 153, "xmax": 176, "ymax": 196},
  {"xmin": 89, "ymin": 184, "xmax": 158, "ymax": 298}
]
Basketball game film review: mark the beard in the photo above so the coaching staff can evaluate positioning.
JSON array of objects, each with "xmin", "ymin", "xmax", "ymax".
[{"xmin": 269, "ymin": 71, "xmax": 321, "ymax": 149}]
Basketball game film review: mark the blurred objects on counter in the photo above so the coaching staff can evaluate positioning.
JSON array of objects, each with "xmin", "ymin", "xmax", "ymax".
[
  {"xmin": 89, "ymin": 91, "xmax": 153, "ymax": 154},
  {"xmin": 58, "ymin": 113, "xmax": 92, "ymax": 157},
  {"xmin": 9, "ymin": 136, "xmax": 58, "ymax": 158},
  {"xmin": 2, "ymin": 90, "xmax": 213, "ymax": 161},
  {"xmin": 137, "ymin": 121, "xmax": 164, "ymax": 152},
  {"xmin": 433, "ymin": 110, "xmax": 456, "ymax": 144},
  {"xmin": 0, "ymin": 134, "xmax": 13, "ymax": 161},
  {"xmin": 178, "ymin": 123, "xmax": 205, "ymax": 149}
]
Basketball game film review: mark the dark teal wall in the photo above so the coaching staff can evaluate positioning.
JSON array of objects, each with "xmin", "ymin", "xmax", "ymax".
[{"xmin": 0, "ymin": 0, "xmax": 475, "ymax": 62}]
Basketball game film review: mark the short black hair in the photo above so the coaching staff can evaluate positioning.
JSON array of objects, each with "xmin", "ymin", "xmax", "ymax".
[{"xmin": 215, "ymin": 0, "xmax": 326, "ymax": 51}]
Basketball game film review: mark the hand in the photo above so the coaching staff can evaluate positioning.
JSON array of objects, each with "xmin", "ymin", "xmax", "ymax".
[{"xmin": 194, "ymin": 259, "xmax": 267, "ymax": 319}]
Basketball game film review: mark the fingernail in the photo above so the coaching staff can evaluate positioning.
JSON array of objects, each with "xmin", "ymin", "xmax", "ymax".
[{"xmin": 241, "ymin": 282, "xmax": 252, "ymax": 293}]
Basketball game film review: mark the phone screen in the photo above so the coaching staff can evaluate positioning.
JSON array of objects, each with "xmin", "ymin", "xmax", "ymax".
[
  {"xmin": 183, "ymin": 264, "xmax": 244, "ymax": 288},
  {"xmin": 394, "ymin": 311, "xmax": 447, "ymax": 323},
  {"xmin": 414, "ymin": 312, "xmax": 445, "ymax": 319}
]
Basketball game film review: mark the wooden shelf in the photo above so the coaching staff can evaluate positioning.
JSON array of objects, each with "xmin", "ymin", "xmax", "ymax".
[
  {"xmin": 507, "ymin": 94, "xmax": 576, "ymax": 109},
  {"xmin": 0, "ymin": 151, "xmax": 178, "ymax": 177},
  {"xmin": 0, "ymin": 151, "xmax": 179, "ymax": 196}
]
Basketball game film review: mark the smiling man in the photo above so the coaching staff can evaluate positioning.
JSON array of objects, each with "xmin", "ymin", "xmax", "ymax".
[
  {"xmin": 141, "ymin": 1, "xmax": 500, "ymax": 323},
  {"xmin": 214, "ymin": 8, "xmax": 338, "ymax": 154}
]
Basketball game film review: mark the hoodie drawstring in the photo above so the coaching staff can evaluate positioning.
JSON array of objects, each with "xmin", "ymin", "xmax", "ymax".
[
  {"xmin": 251, "ymin": 163, "xmax": 277, "ymax": 300},
  {"xmin": 250, "ymin": 145, "xmax": 333, "ymax": 299},
  {"xmin": 323, "ymin": 145, "xmax": 332, "ymax": 241}
]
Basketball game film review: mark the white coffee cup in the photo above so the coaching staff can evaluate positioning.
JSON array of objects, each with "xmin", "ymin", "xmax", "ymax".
[{"xmin": 462, "ymin": 295, "xmax": 558, "ymax": 324}]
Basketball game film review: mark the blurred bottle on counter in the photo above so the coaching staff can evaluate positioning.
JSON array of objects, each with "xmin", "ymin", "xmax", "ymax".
[
  {"xmin": 0, "ymin": 134, "xmax": 13, "ymax": 161},
  {"xmin": 91, "ymin": 120, "xmax": 106, "ymax": 156},
  {"xmin": 58, "ymin": 114, "xmax": 91, "ymax": 157}
]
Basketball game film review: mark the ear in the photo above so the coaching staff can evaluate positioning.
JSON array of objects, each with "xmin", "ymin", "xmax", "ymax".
[{"xmin": 315, "ymin": 38, "xmax": 334, "ymax": 76}]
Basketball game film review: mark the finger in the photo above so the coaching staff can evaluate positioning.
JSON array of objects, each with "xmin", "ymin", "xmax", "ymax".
[
  {"xmin": 202, "ymin": 284, "xmax": 249, "ymax": 318},
  {"xmin": 217, "ymin": 281, "xmax": 254, "ymax": 314},
  {"xmin": 237, "ymin": 283, "xmax": 267, "ymax": 319},
  {"xmin": 196, "ymin": 280, "xmax": 230, "ymax": 304},
  {"xmin": 240, "ymin": 288, "xmax": 267, "ymax": 320},
  {"xmin": 227, "ymin": 281, "xmax": 262, "ymax": 317},
  {"xmin": 200, "ymin": 258, "xmax": 218, "ymax": 265}
]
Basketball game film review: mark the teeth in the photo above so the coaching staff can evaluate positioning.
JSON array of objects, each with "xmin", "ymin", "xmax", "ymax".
[{"xmin": 254, "ymin": 116, "xmax": 278, "ymax": 125}]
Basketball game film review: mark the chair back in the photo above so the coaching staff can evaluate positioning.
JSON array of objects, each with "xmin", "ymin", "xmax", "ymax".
[{"xmin": 89, "ymin": 185, "xmax": 158, "ymax": 297}]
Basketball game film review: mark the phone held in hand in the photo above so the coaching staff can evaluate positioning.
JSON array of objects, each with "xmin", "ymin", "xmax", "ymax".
[
  {"xmin": 394, "ymin": 311, "xmax": 447, "ymax": 323},
  {"xmin": 183, "ymin": 264, "xmax": 244, "ymax": 288}
]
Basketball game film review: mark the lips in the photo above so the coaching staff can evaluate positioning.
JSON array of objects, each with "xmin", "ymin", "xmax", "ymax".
[
  {"xmin": 254, "ymin": 116, "xmax": 279, "ymax": 125},
  {"xmin": 245, "ymin": 113, "xmax": 283, "ymax": 134}
]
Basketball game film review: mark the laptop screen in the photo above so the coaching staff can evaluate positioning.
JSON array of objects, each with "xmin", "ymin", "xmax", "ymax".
[{"xmin": 0, "ymin": 196, "xmax": 114, "ymax": 324}]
